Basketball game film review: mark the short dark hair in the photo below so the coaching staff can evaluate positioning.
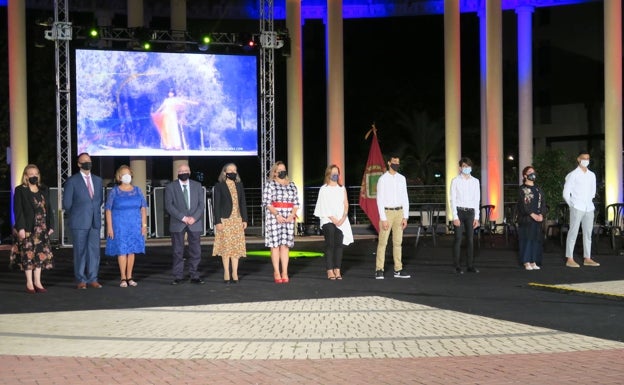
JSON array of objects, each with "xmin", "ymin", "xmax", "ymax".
[
  {"xmin": 77, "ymin": 152, "xmax": 89, "ymax": 160},
  {"xmin": 387, "ymin": 153, "xmax": 400, "ymax": 162},
  {"xmin": 578, "ymin": 150, "xmax": 589, "ymax": 157},
  {"xmin": 459, "ymin": 157, "xmax": 473, "ymax": 167}
]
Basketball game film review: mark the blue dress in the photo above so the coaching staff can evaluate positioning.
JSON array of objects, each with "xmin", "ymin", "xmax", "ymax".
[{"xmin": 105, "ymin": 185, "xmax": 147, "ymax": 257}]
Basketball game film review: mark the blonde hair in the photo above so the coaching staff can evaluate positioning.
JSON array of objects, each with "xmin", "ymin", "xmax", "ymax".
[
  {"xmin": 269, "ymin": 161, "xmax": 289, "ymax": 183},
  {"xmin": 21, "ymin": 164, "xmax": 40, "ymax": 186},
  {"xmin": 323, "ymin": 164, "xmax": 341, "ymax": 186},
  {"xmin": 114, "ymin": 164, "xmax": 132, "ymax": 184}
]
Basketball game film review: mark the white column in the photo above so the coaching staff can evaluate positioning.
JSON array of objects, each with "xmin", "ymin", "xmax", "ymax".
[
  {"xmin": 8, "ymin": 0, "xmax": 28, "ymax": 224},
  {"xmin": 444, "ymin": 0, "xmax": 461, "ymax": 220},
  {"xmin": 604, "ymin": 0, "xmax": 623, "ymax": 210},
  {"xmin": 286, "ymin": 0, "xmax": 305, "ymax": 223},
  {"xmin": 485, "ymin": 0, "xmax": 504, "ymax": 222},
  {"xmin": 516, "ymin": 6, "xmax": 534, "ymax": 183},
  {"xmin": 326, "ymin": 0, "xmax": 345, "ymax": 185}
]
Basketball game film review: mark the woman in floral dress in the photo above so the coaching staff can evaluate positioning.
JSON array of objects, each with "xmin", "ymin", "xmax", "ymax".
[
  {"xmin": 263, "ymin": 161, "xmax": 300, "ymax": 283},
  {"xmin": 10, "ymin": 164, "xmax": 54, "ymax": 294},
  {"xmin": 212, "ymin": 163, "xmax": 248, "ymax": 284}
]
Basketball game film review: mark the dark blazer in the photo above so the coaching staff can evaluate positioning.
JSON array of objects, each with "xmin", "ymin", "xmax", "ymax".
[
  {"xmin": 164, "ymin": 179, "xmax": 205, "ymax": 232},
  {"xmin": 62, "ymin": 172, "xmax": 104, "ymax": 230},
  {"xmin": 13, "ymin": 184, "xmax": 54, "ymax": 233},
  {"xmin": 213, "ymin": 181, "xmax": 248, "ymax": 225}
]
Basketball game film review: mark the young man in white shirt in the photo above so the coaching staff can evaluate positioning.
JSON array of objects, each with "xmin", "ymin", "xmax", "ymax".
[
  {"xmin": 449, "ymin": 157, "xmax": 481, "ymax": 274},
  {"xmin": 375, "ymin": 155, "xmax": 411, "ymax": 279},
  {"xmin": 562, "ymin": 151, "xmax": 599, "ymax": 268}
]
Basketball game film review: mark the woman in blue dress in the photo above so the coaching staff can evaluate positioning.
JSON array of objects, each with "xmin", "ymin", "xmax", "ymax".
[{"xmin": 105, "ymin": 165, "xmax": 148, "ymax": 287}]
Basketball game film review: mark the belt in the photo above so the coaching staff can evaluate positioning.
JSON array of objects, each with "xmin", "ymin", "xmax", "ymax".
[
  {"xmin": 272, "ymin": 202, "xmax": 294, "ymax": 208},
  {"xmin": 457, "ymin": 207, "xmax": 474, "ymax": 211},
  {"xmin": 384, "ymin": 207, "xmax": 403, "ymax": 211}
]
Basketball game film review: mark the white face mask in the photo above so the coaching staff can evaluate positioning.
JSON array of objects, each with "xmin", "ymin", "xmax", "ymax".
[
  {"xmin": 580, "ymin": 159, "xmax": 590, "ymax": 168},
  {"xmin": 461, "ymin": 167, "xmax": 472, "ymax": 175},
  {"xmin": 120, "ymin": 174, "xmax": 132, "ymax": 184}
]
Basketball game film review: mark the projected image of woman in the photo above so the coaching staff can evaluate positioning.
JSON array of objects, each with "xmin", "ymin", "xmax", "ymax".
[{"xmin": 151, "ymin": 88, "xmax": 199, "ymax": 150}]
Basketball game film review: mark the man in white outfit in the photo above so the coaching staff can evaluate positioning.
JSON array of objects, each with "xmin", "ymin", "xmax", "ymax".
[{"xmin": 562, "ymin": 151, "xmax": 600, "ymax": 268}]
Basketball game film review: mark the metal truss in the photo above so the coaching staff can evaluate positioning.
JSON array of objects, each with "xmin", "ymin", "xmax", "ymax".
[
  {"xmin": 259, "ymin": 0, "xmax": 276, "ymax": 233},
  {"xmin": 46, "ymin": 0, "xmax": 72, "ymax": 246}
]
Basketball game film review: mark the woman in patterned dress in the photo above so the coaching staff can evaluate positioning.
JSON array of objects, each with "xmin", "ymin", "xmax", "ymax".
[
  {"xmin": 212, "ymin": 163, "xmax": 248, "ymax": 284},
  {"xmin": 10, "ymin": 164, "xmax": 54, "ymax": 294},
  {"xmin": 104, "ymin": 165, "xmax": 148, "ymax": 287},
  {"xmin": 263, "ymin": 161, "xmax": 300, "ymax": 283}
]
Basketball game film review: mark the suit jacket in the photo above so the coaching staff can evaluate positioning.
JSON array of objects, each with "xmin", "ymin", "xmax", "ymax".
[
  {"xmin": 13, "ymin": 184, "xmax": 54, "ymax": 233},
  {"xmin": 164, "ymin": 179, "xmax": 205, "ymax": 232},
  {"xmin": 62, "ymin": 172, "xmax": 103, "ymax": 230},
  {"xmin": 213, "ymin": 181, "xmax": 248, "ymax": 225}
]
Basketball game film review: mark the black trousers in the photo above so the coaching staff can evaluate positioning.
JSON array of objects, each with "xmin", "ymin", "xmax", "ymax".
[
  {"xmin": 453, "ymin": 209, "xmax": 475, "ymax": 268},
  {"xmin": 322, "ymin": 223, "xmax": 344, "ymax": 270}
]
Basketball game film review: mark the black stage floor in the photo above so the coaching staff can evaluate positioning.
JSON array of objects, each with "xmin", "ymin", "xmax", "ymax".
[{"xmin": 1, "ymin": 232, "xmax": 623, "ymax": 342}]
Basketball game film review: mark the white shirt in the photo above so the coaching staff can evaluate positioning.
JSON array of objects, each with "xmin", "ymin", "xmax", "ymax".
[
  {"xmin": 563, "ymin": 166, "xmax": 596, "ymax": 212},
  {"xmin": 450, "ymin": 173, "xmax": 481, "ymax": 220},
  {"xmin": 313, "ymin": 184, "xmax": 354, "ymax": 245},
  {"xmin": 376, "ymin": 171, "xmax": 409, "ymax": 221}
]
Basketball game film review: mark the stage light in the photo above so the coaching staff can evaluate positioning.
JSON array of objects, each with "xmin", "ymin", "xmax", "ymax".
[
  {"xmin": 198, "ymin": 34, "xmax": 211, "ymax": 51},
  {"xmin": 142, "ymin": 41, "xmax": 151, "ymax": 50},
  {"xmin": 89, "ymin": 27, "xmax": 98, "ymax": 38}
]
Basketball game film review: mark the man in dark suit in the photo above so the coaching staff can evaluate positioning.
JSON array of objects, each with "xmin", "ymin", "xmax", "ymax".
[
  {"xmin": 165, "ymin": 163, "xmax": 206, "ymax": 285},
  {"xmin": 62, "ymin": 153, "xmax": 104, "ymax": 289}
]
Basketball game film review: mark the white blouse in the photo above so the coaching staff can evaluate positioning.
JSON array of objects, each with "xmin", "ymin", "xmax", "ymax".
[{"xmin": 313, "ymin": 184, "xmax": 354, "ymax": 245}]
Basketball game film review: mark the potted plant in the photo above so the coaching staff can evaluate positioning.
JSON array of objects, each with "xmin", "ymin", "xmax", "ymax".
[{"xmin": 532, "ymin": 148, "xmax": 575, "ymax": 220}]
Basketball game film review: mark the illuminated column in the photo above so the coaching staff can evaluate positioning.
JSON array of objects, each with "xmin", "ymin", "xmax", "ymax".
[
  {"xmin": 444, "ymin": 0, "xmax": 461, "ymax": 220},
  {"xmin": 286, "ymin": 0, "xmax": 305, "ymax": 223},
  {"xmin": 8, "ymin": 0, "xmax": 28, "ymax": 225},
  {"xmin": 485, "ymin": 0, "xmax": 504, "ymax": 221},
  {"xmin": 478, "ymin": 9, "xmax": 488, "ymax": 202},
  {"xmin": 127, "ymin": 0, "xmax": 149, "ymax": 200},
  {"xmin": 604, "ymin": 0, "xmax": 623, "ymax": 210},
  {"xmin": 326, "ymin": 0, "xmax": 345, "ymax": 184},
  {"xmin": 516, "ymin": 6, "xmax": 534, "ymax": 183}
]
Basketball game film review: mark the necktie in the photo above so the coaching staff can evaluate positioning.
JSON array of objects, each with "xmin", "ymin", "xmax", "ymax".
[
  {"xmin": 86, "ymin": 175, "xmax": 94, "ymax": 199},
  {"xmin": 183, "ymin": 184, "xmax": 189, "ymax": 209}
]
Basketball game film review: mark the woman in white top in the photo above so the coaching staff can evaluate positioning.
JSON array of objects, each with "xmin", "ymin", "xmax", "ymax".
[{"xmin": 314, "ymin": 164, "xmax": 354, "ymax": 280}]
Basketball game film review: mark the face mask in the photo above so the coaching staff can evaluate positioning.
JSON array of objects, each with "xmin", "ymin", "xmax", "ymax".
[
  {"xmin": 390, "ymin": 164, "xmax": 400, "ymax": 172},
  {"xmin": 120, "ymin": 174, "xmax": 132, "ymax": 184},
  {"xmin": 462, "ymin": 167, "xmax": 472, "ymax": 175},
  {"xmin": 526, "ymin": 173, "xmax": 536, "ymax": 181},
  {"xmin": 580, "ymin": 159, "xmax": 590, "ymax": 168},
  {"xmin": 226, "ymin": 172, "xmax": 237, "ymax": 181},
  {"xmin": 178, "ymin": 173, "xmax": 190, "ymax": 181},
  {"xmin": 28, "ymin": 176, "xmax": 39, "ymax": 185},
  {"xmin": 80, "ymin": 162, "xmax": 92, "ymax": 171},
  {"xmin": 330, "ymin": 174, "xmax": 339, "ymax": 182},
  {"xmin": 277, "ymin": 170, "xmax": 287, "ymax": 179}
]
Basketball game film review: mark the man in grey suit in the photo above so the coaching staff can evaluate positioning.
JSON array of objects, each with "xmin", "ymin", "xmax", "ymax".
[
  {"xmin": 165, "ymin": 163, "xmax": 206, "ymax": 284},
  {"xmin": 62, "ymin": 152, "xmax": 104, "ymax": 289}
]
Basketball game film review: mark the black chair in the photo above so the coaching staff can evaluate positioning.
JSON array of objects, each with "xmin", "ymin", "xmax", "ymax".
[
  {"xmin": 604, "ymin": 203, "xmax": 624, "ymax": 251},
  {"xmin": 414, "ymin": 204, "xmax": 443, "ymax": 248},
  {"xmin": 501, "ymin": 203, "xmax": 518, "ymax": 246},
  {"xmin": 477, "ymin": 204, "xmax": 496, "ymax": 248}
]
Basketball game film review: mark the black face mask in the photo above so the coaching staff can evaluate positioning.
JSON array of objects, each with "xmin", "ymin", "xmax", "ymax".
[
  {"xmin": 178, "ymin": 173, "xmax": 190, "ymax": 181},
  {"xmin": 80, "ymin": 162, "xmax": 92, "ymax": 171},
  {"xmin": 527, "ymin": 173, "xmax": 537, "ymax": 181},
  {"xmin": 277, "ymin": 171, "xmax": 287, "ymax": 179},
  {"xmin": 226, "ymin": 172, "xmax": 237, "ymax": 181},
  {"xmin": 28, "ymin": 176, "xmax": 39, "ymax": 185},
  {"xmin": 390, "ymin": 164, "xmax": 400, "ymax": 172}
]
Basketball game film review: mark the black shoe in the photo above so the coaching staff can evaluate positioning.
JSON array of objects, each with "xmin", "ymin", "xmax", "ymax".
[
  {"xmin": 171, "ymin": 279, "xmax": 183, "ymax": 285},
  {"xmin": 393, "ymin": 270, "xmax": 411, "ymax": 279},
  {"xmin": 224, "ymin": 280, "xmax": 230, "ymax": 285},
  {"xmin": 455, "ymin": 267, "xmax": 464, "ymax": 274},
  {"xmin": 190, "ymin": 278, "xmax": 205, "ymax": 284},
  {"xmin": 231, "ymin": 279, "xmax": 239, "ymax": 284},
  {"xmin": 467, "ymin": 267, "xmax": 480, "ymax": 273},
  {"xmin": 375, "ymin": 270, "xmax": 384, "ymax": 280}
]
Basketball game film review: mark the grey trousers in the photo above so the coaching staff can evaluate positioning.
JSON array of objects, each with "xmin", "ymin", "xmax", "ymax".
[{"xmin": 565, "ymin": 206, "xmax": 594, "ymax": 259}]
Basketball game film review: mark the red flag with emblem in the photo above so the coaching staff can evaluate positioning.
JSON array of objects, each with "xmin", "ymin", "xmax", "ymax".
[{"xmin": 359, "ymin": 124, "xmax": 386, "ymax": 233}]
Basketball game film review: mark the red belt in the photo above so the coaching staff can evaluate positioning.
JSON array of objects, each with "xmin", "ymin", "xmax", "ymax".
[{"xmin": 272, "ymin": 202, "xmax": 294, "ymax": 208}]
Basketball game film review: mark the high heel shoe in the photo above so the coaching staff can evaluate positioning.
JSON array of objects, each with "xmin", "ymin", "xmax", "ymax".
[
  {"xmin": 34, "ymin": 286, "xmax": 47, "ymax": 293},
  {"xmin": 333, "ymin": 269, "xmax": 342, "ymax": 280},
  {"xmin": 274, "ymin": 272, "xmax": 283, "ymax": 284},
  {"xmin": 25, "ymin": 286, "xmax": 35, "ymax": 294},
  {"xmin": 281, "ymin": 274, "xmax": 289, "ymax": 283},
  {"xmin": 327, "ymin": 269, "xmax": 336, "ymax": 280}
]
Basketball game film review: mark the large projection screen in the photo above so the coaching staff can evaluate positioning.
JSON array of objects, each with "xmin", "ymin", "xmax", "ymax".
[{"xmin": 74, "ymin": 49, "xmax": 258, "ymax": 156}]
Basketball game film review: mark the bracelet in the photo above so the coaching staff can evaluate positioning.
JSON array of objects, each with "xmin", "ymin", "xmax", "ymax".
[{"xmin": 142, "ymin": 224, "xmax": 148, "ymax": 227}]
